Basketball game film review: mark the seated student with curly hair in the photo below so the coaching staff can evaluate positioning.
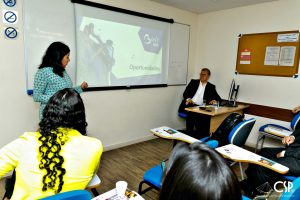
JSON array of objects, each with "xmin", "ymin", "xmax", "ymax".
[
  {"xmin": 0, "ymin": 88, "xmax": 103, "ymax": 200},
  {"xmin": 159, "ymin": 142, "xmax": 242, "ymax": 200}
]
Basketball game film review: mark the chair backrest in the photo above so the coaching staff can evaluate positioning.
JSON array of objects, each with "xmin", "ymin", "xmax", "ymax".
[
  {"xmin": 228, "ymin": 118, "xmax": 256, "ymax": 146},
  {"xmin": 290, "ymin": 112, "xmax": 300, "ymax": 131},
  {"xmin": 280, "ymin": 177, "xmax": 300, "ymax": 200},
  {"xmin": 40, "ymin": 190, "xmax": 92, "ymax": 200},
  {"xmin": 211, "ymin": 112, "xmax": 244, "ymax": 146}
]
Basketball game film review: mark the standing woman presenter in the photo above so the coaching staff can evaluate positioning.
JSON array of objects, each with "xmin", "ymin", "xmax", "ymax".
[{"xmin": 33, "ymin": 41, "xmax": 88, "ymax": 118}]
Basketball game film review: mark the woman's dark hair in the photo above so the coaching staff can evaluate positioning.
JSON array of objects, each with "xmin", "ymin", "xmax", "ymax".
[
  {"xmin": 38, "ymin": 88, "xmax": 87, "ymax": 193},
  {"xmin": 159, "ymin": 142, "xmax": 242, "ymax": 200},
  {"xmin": 39, "ymin": 41, "xmax": 70, "ymax": 77}
]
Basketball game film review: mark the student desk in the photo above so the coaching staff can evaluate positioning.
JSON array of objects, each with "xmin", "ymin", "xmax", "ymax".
[
  {"xmin": 216, "ymin": 144, "xmax": 289, "ymax": 174},
  {"xmin": 92, "ymin": 187, "xmax": 144, "ymax": 200},
  {"xmin": 185, "ymin": 104, "xmax": 249, "ymax": 137},
  {"xmin": 151, "ymin": 127, "xmax": 289, "ymax": 175},
  {"xmin": 150, "ymin": 126, "xmax": 199, "ymax": 144}
]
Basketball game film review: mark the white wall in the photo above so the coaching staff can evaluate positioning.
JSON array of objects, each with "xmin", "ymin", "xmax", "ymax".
[
  {"xmin": 0, "ymin": 0, "xmax": 198, "ymax": 150},
  {"xmin": 196, "ymin": 0, "xmax": 300, "ymax": 147},
  {"xmin": 2, "ymin": 0, "xmax": 297, "ymax": 150}
]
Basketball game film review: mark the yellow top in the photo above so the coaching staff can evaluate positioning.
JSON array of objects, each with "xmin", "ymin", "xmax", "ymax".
[{"xmin": 0, "ymin": 128, "xmax": 103, "ymax": 200}]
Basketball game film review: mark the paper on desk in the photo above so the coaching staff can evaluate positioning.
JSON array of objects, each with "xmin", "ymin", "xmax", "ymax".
[
  {"xmin": 151, "ymin": 126, "xmax": 199, "ymax": 144},
  {"xmin": 264, "ymin": 126, "xmax": 293, "ymax": 137},
  {"xmin": 216, "ymin": 144, "xmax": 260, "ymax": 161},
  {"xmin": 216, "ymin": 144, "xmax": 289, "ymax": 173},
  {"xmin": 92, "ymin": 189, "xmax": 144, "ymax": 200}
]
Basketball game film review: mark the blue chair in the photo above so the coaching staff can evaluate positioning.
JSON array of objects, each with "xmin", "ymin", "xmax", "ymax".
[
  {"xmin": 255, "ymin": 112, "xmax": 300, "ymax": 152},
  {"xmin": 242, "ymin": 196, "xmax": 251, "ymax": 200},
  {"xmin": 41, "ymin": 190, "xmax": 92, "ymax": 200},
  {"xmin": 201, "ymin": 118, "xmax": 256, "ymax": 147},
  {"xmin": 279, "ymin": 177, "xmax": 300, "ymax": 200},
  {"xmin": 202, "ymin": 118, "xmax": 256, "ymax": 180},
  {"xmin": 282, "ymin": 175, "xmax": 298, "ymax": 187},
  {"xmin": 284, "ymin": 176, "xmax": 298, "ymax": 181},
  {"xmin": 228, "ymin": 118, "xmax": 256, "ymax": 147},
  {"xmin": 178, "ymin": 111, "xmax": 187, "ymax": 119},
  {"xmin": 137, "ymin": 140, "xmax": 218, "ymax": 195},
  {"xmin": 227, "ymin": 118, "xmax": 256, "ymax": 180},
  {"xmin": 138, "ymin": 162, "xmax": 164, "ymax": 195}
]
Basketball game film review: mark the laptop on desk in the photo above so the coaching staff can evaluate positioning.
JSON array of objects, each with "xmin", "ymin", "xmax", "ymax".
[{"xmin": 220, "ymin": 100, "xmax": 237, "ymax": 107}]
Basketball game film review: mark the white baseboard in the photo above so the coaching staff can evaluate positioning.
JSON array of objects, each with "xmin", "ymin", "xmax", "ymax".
[{"xmin": 103, "ymin": 135, "xmax": 156, "ymax": 152}]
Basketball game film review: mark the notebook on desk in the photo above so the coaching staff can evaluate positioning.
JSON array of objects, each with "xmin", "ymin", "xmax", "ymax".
[
  {"xmin": 219, "ymin": 100, "xmax": 237, "ymax": 107},
  {"xmin": 264, "ymin": 125, "xmax": 293, "ymax": 137},
  {"xmin": 219, "ymin": 100, "xmax": 230, "ymax": 107}
]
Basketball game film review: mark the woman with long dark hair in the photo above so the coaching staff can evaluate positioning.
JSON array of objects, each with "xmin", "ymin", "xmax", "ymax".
[
  {"xmin": 33, "ymin": 41, "xmax": 88, "ymax": 119},
  {"xmin": 159, "ymin": 142, "xmax": 242, "ymax": 200},
  {"xmin": 0, "ymin": 88, "xmax": 102, "ymax": 199}
]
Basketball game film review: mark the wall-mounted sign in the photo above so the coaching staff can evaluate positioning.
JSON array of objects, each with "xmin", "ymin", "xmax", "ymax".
[
  {"xmin": 4, "ymin": 26, "xmax": 17, "ymax": 39},
  {"xmin": 240, "ymin": 49, "xmax": 251, "ymax": 65},
  {"xmin": 2, "ymin": 10, "xmax": 18, "ymax": 24},
  {"xmin": 3, "ymin": 0, "xmax": 16, "ymax": 7}
]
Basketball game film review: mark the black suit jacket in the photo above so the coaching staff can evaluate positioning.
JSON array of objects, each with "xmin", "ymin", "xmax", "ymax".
[
  {"xmin": 178, "ymin": 79, "xmax": 222, "ymax": 113},
  {"xmin": 285, "ymin": 129, "xmax": 300, "ymax": 159},
  {"xmin": 265, "ymin": 128, "xmax": 300, "ymax": 175}
]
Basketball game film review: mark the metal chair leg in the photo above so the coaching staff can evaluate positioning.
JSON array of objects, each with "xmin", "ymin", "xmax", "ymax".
[
  {"xmin": 239, "ymin": 162, "xmax": 244, "ymax": 180},
  {"xmin": 91, "ymin": 188, "xmax": 99, "ymax": 196},
  {"xmin": 255, "ymin": 134, "xmax": 265, "ymax": 153}
]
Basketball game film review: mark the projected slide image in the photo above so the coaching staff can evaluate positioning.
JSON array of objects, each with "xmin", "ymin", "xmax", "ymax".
[{"xmin": 76, "ymin": 16, "xmax": 164, "ymax": 87}]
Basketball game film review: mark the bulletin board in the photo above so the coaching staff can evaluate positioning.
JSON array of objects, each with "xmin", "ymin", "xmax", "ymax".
[{"xmin": 236, "ymin": 30, "xmax": 300, "ymax": 77}]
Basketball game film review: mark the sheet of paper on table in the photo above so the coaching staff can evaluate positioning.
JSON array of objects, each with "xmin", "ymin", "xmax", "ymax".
[{"xmin": 92, "ymin": 188, "xmax": 144, "ymax": 200}]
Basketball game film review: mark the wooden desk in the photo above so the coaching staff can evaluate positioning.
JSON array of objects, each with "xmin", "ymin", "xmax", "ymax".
[
  {"xmin": 216, "ymin": 144, "xmax": 289, "ymax": 174},
  {"xmin": 185, "ymin": 104, "xmax": 249, "ymax": 133}
]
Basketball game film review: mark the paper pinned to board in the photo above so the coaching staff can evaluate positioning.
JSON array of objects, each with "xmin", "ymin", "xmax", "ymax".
[{"xmin": 277, "ymin": 33, "xmax": 299, "ymax": 42}]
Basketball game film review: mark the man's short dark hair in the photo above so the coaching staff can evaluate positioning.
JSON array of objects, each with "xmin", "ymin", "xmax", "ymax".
[{"xmin": 201, "ymin": 68, "xmax": 211, "ymax": 76}]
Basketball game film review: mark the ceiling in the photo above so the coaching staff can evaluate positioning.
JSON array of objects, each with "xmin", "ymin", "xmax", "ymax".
[{"xmin": 150, "ymin": 0, "xmax": 278, "ymax": 14}]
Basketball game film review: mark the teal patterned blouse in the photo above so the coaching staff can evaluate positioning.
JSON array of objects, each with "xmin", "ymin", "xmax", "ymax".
[{"xmin": 33, "ymin": 67, "xmax": 82, "ymax": 119}]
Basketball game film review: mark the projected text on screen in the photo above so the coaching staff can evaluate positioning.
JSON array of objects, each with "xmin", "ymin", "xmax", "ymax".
[{"xmin": 75, "ymin": 5, "xmax": 170, "ymax": 88}]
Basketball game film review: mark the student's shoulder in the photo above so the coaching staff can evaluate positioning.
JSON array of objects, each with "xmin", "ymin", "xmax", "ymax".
[
  {"xmin": 84, "ymin": 136, "xmax": 102, "ymax": 144},
  {"xmin": 18, "ymin": 131, "xmax": 40, "ymax": 144},
  {"xmin": 207, "ymin": 82, "xmax": 216, "ymax": 87},
  {"xmin": 36, "ymin": 67, "xmax": 53, "ymax": 74},
  {"xmin": 188, "ymin": 79, "xmax": 199, "ymax": 84},
  {"xmin": 82, "ymin": 136, "xmax": 103, "ymax": 150}
]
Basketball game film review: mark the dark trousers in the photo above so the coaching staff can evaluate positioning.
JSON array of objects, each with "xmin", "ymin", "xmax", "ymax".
[
  {"xmin": 3, "ymin": 170, "xmax": 15, "ymax": 199},
  {"xmin": 186, "ymin": 112, "xmax": 210, "ymax": 139},
  {"xmin": 245, "ymin": 147, "xmax": 296, "ymax": 192}
]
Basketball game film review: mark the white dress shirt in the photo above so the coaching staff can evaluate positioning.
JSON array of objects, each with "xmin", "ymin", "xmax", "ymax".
[{"xmin": 192, "ymin": 81, "xmax": 207, "ymax": 105}]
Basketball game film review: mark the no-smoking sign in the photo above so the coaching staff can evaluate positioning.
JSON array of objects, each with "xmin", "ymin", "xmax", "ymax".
[{"xmin": 2, "ymin": 9, "xmax": 18, "ymax": 24}]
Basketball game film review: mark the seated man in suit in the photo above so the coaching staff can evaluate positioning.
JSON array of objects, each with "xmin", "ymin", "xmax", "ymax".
[
  {"xmin": 241, "ymin": 127, "xmax": 300, "ymax": 198},
  {"xmin": 178, "ymin": 68, "xmax": 222, "ymax": 139}
]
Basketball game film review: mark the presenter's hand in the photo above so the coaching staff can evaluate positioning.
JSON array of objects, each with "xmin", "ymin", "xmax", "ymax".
[
  {"xmin": 276, "ymin": 150, "xmax": 285, "ymax": 158},
  {"xmin": 282, "ymin": 135, "xmax": 295, "ymax": 145},
  {"xmin": 185, "ymin": 98, "xmax": 194, "ymax": 105},
  {"xmin": 81, "ymin": 81, "xmax": 88, "ymax": 89},
  {"xmin": 292, "ymin": 106, "xmax": 300, "ymax": 114},
  {"xmin": 209, "ymin": 100, "xmax": 216, "ymax": 105}
]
